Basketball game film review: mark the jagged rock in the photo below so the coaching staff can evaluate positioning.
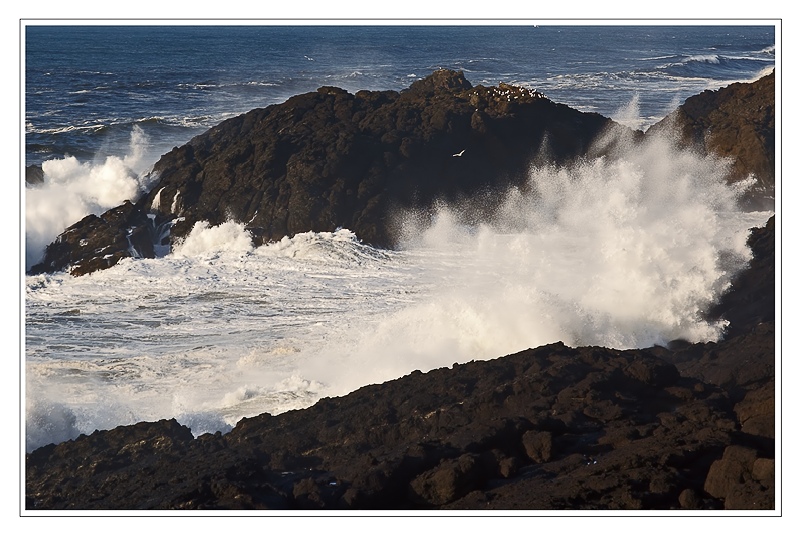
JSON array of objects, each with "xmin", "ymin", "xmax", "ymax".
[
  {"xmin": 30, "ymin": 69, "xmax": 636, "ymax": 277},
  {"xmin": 707, "ymin": 216, "xmax": 775, "ymax": 339},
  {"xmin": 703, "ymin": 445, "xmax": 774, "ymax": 509},
  {"xmin": 734, "ymin": 382, "xmax": 775, "ymax": 439},
  {"xmin": 647, "ymin": 70, "xmax": 775, "ymax": 207},
  {"xmin": 408, "ymin": 453, "xmax": 483, "ymax": 506},
  {"xmin": 26, "ymin": 164, "xmax": 44, "ymax": 185},
  {"xmin": 31, "ymin": 71, "xmax": 775, "ymax": 278},
  {"xmin": 28, "ymin": 201, "xmax": 158, "ymax": 276},
  {"xmin": 521, "ymin": 430, "xmax": 554, "ymax": 463},
  {"xmin": 25, "ymin": 320, "xmax": 774, "ymax": 509},
  {"xmin": 704, "ymin": 445, "xmax": 759, "ymax": 499}
]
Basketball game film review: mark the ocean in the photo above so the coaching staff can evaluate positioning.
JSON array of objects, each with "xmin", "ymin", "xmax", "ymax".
[{"xmin": 24, "ymin": 23, "xmax": 776, "ymax": 452}]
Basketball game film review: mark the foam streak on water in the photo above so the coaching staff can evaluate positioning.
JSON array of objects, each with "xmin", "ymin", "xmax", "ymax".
[{"xmin": 25, "ymin": 135, "xmax": 771, "ymax": 452}]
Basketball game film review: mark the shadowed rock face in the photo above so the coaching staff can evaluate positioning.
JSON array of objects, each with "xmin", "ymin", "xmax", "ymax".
[
  {"xmin": 25, "ymin": 165, "xmax": 44, "ymax": 185},
  {"xmin": 29, "ymin": 69, "xmax": 637, "ymax": 276},
  {"xmin": 646, "ymin": 70, "xmax": 775, "ymax": 208}
]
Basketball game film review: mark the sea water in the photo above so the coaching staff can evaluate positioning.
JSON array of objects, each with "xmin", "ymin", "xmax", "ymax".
[{"xmin": 24, "ymin": 24, "xmax": 776, "ymax": 452}]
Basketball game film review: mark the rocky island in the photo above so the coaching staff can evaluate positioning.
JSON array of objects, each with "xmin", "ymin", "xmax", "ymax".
[
  {"xmin": 25, "ymin": 70, "xmax": 776, "ymax": 510},
  {"xmin": 30, "ymin": 69, "xmax": 640, "ymax": 276}
]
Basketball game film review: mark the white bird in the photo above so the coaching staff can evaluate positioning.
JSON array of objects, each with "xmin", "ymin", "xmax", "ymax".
[{"xmin": 452, "ymin": 149, "xmax": 465, "ymax": 157}]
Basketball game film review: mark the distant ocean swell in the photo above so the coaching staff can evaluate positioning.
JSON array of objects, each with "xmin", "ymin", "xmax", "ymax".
[{"xmin": 663, "ymin": 54, "xmax": 775, "ymax": 79}]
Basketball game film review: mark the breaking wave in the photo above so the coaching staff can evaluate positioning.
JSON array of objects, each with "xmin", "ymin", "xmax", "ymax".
[
  {"xmin": 24, "ymin": 122, "xmax": 771, "ymax": 452},
  {"xmin": 25, "ymin": 126, "xmax": 156, "ymax": 269}
]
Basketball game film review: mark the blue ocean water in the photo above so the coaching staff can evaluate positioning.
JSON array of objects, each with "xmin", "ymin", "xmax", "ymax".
[{"xmin": 25, "ymin": 24, "xmax": 775, "ymax": 168}]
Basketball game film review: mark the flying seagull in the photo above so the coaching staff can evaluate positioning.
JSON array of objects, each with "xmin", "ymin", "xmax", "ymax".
[{"xmin": 452, "ymin": 149, "xmax": 465, "ymax": 157}]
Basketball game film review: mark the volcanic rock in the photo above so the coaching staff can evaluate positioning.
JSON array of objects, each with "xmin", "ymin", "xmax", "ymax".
[
  {"xmin": 30, "ymin": 70, "xmax": 776, "ymax": 278},
  {"xmin": 24, "ymin": 331, "xmax": 773, "ymax": 510},
  {"xmin": 25, "ymin": 164, "xmax": 44, "ymax": 185},
  {"xmin": 25, "ymin": 210, "xmax": 775, "ymax": 510},
  {"xmin": 29, "ymin": 69, "xmax": 636, "ymax": 276},
  {"xmin": 703, "ymin": 445, "xmax": 774, "ymax": 509},
  {"xmin": 647, "ymin": 70, "xmax": 775, "ymax": 207},
  {"xmin": 706, "ymin": 215, "xmax": 775, "ymax": 339},
  {"xmin": 27, "ymin": 200, "xmax": 159, "ymax": 276}
]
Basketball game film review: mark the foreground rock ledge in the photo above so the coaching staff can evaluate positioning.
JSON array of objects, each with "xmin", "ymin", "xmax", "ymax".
[{"xmin": 24, "ymin": 335, "xmax": 774, "ymax": 510}]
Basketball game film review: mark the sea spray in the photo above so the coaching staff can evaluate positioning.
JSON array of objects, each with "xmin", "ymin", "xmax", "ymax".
[
  {"xmin": 172, "ymin": 220, "xmax": 255, "ymax": 257},
  {"xmin": 392, "ymin": 132, "xmax": 758, "ymax": 350},
  {"xmin": 25, "ymin": 398, "xmax": 80, "ymax": 453},
  {"xmin": 611, "ymin": 93, "xmax": 644, "ymax": 130},
  {"xmin": 24, "ymin": 133, "xmax": 771, "ymax": 451},
  {"xmin": 225, "ymin": 132, "xmax": 768, "ymax": 406},
  {"xmin": 25, "ymin": 126, "xmax": 156, "ymax": 269}
]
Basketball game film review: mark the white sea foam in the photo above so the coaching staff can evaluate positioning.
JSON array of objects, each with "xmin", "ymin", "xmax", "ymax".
[
  {"xmin": 25, "ymin": 126, "xmax": 156, "ymax": 269},
  {"xmin": 172, "ymin": 221, "xmax": 255, "ymax": 257},
  {"xmin": 751, "ymin": 66, "xmax": 776, "ymax": 82},
  {"xmin": 684, "ymin": 54, "xmax": 721, "ymax": 64},
  {"xmin": 24, "ymin": 130, "xmax": 772, "ymax": 452}
]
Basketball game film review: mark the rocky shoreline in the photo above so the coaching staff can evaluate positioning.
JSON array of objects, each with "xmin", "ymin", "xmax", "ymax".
[{"xmin": 25, "ymin": 70, "xmax": 776, "ymax": 510}]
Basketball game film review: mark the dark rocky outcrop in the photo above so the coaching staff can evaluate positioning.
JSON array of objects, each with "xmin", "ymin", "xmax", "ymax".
[
  {"xmin": 646, "ymin": 70, "xmax": 775, "ymax": 208},
  {"xmin": 706, "ymin": 215, "xmax": 775, "ymax": 339},
  {"xmin": 147, "ymin": 69, "xmax": 635, "ymax": 248},
  {"xmin": 27, "ymin": 201, "xmax": 159, "ymax": 277},
  {"xmin": 29, "ymin": 69, "xmax": 638, "ymax": 276}
]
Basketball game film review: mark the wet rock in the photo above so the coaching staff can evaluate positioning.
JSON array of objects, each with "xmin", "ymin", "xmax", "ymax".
[
  {"xmin": 26, "ymin": 164, "xmax": 44, "ymax": 185},
  {"xmin": 408, "ymin": 454, "xmax": 483, "ymax": 506},
  {"xmin": 647, "ymin": 70, "xmax": 775, "ymax": 208},
  {"xmin": 25, "ymin": 337, "xmax": 769, "ymax": 510},
  {"xmin": 28, "ymin": 200, "xmax": 159, "ymax": 276},
  {"xmin": 30, "ymin": 69, "xmax": 635, "ymax": 277}
]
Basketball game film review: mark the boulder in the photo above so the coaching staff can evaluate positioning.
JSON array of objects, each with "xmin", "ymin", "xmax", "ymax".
[
  {"xmin": 25, "ymin": 164, "xmax": 44, "ymax": 185},
  {"xmin": 27, "ymin": 200, "xmax": 158, "ymax": 277}
]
